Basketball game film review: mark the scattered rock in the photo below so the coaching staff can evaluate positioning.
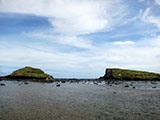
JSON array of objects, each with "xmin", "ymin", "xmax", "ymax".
[
  {"xmin": 130, "ymin": 84, "xmax": 133, "ymax": 86},
  {"xmin": 152, "ymin": 86, "xmax": 157, "ymax": 88},
  {"xmin": 124, "ymin": 84, "xmax": 129, "ymax": 87},
  {"xmin": 114, "ymin": 82, "xmax": 119, "ymax": 85},
  {"xmin": 133, "ymin": 86, "xmax": 136, "ymax": 89},
  {"xmin": 113, "ymin": 92, "xmax": 116, "ymax": 94},
  {"xmin": 24, "ymin": 82, "xmax": 29, "ymax": 85},
  {"xmin": 151, "ymin": 82, "xmax": 158, "ymax": 84},
  {"xmin": 18, "ymin": 83, "xmax": 23, "ymax": 86},
  {"xmin": 93, "ymin": 82, "xmax": 98, "ymax": 85},
  {"xmin": 61, "ymin": 81, "xmax": 66, "ymax": 83},
  {"xmin": 0, "ymin": 83, "xmax": 5, "ymax": 86},
  {"xmin": 70, "ymin": 80, "xmax": 75, "ymax": 83},
  {"xmin": 56, "ymin": 84, "xmax": 60, "ymax": 87},
  {"xmin": 46, "ymin": 76, "xmax": 54, "ymax": 81}
]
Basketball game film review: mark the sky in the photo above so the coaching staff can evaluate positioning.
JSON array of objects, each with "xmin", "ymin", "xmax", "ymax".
[{"xmin": 0, "ymin": 0, "xmax": 160, "ymax": 78}]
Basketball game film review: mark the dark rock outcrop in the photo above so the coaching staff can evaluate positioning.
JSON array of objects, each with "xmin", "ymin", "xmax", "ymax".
[
  {"xmin": 0, "ymin": 83, "xmax": 5, "ymax": 86},
  {"xmin": 100, "ymin": 68, "xmax": 160, "ymax": 81}
]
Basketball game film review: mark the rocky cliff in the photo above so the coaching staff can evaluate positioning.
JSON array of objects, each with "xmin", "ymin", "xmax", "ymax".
[{"xmin": 100, "ymin": 68, "xmax": 160, "ymax": 81}]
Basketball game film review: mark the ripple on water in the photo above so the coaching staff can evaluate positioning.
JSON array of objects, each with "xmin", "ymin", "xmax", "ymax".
[{"xmin": 0, "ymin": 80, "xmax": 160, "ymax": 120}]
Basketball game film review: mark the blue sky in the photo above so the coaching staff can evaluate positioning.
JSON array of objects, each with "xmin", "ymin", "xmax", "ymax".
[{"xmin": 0, "ymin": 0, "xmax": 160, "ymax": 78}]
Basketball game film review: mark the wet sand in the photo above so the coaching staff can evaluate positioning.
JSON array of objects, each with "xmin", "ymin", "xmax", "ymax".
[{"xmin": 0, "ymin": 80, "xmax": 160, "ymax": 120}]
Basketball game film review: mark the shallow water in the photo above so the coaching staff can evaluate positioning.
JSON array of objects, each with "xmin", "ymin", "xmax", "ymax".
[{"xmin": 0, "ymin": 80, "xmax": 160, "ymax": 120}]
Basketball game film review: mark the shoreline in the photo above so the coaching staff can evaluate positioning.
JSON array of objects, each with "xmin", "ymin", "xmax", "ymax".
[{"xmin": 1, "ymin": 77, "xmax": 160, "ymax": 83}]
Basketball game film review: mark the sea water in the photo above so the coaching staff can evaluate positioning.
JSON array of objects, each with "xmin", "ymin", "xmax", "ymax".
[{"xmin": 0, "ymin": 80, "xmax": 160, "ymax": 120}]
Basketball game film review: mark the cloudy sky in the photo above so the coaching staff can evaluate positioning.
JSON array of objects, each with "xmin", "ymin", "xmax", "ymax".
[{"xmin": 0, "ymin": 0, "xmax": 160, "ymax": 78}]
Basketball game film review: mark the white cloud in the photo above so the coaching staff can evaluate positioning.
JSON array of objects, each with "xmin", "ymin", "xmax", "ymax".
[
  {"xmin": 138, "ymin": 0, "xmax": 145, "ymax": 2},
  {"xmin": 113, "ymin": 41, "xmax": 135, "ymax": 45},
  {"xmin": 25, "ymin": 32, "xmax": 93, "ymax": 49},
  {"xmin": 155, "ymin": 0, "xmax": 160, "ymax": 5},
  {"xmin": 141, "ymin": 8, "xmax": 160, "ymax": 30},
  {"xmin": 0, "ymin": 0, "xmax": 126, "ymax": 35},
  {"xmin": 1, "ymin": 0, "xmax": 160, "ymax": 77},
  {"xmin": 1, "ymin": 35, "xmax": 160, "ymax": 78}
]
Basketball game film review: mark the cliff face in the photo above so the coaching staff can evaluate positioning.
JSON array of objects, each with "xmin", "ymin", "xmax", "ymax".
[
  {"xmin": 100, "ymin": 68, "xmax": 160, "ymax": 81},
  {"xmin": 6, "ymin": 66, "xmax": 54, "ymax": 81}
]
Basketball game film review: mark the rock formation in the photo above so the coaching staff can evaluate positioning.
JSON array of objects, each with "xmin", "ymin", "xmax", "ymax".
[
  {"xmin": 100, "ymin": 68, "xmax": 160, "ymax": 81},
  {"xmin": 3, "ymin": 66, "xmax": 54, "ymax": 82}
]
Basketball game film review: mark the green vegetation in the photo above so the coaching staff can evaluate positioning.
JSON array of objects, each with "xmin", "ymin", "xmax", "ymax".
[
  {"xmin": 101, "ymin": 68, "xmax": 160, "ymax": 80},
  {"xmin": 9, "ymin": 66, "xmax": 51, "ymax": 79}
]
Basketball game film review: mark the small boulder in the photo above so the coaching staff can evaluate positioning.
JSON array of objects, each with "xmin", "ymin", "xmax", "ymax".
[
  {"xmin": 24, "ymin": 82, "xmax": 29, "ymax": 85},
  {"xmin": 61, "ymin": 81, "xmax": 66, "ymax": 83},
  {"xmin": 151, "ymin": 82, "xmax": 158, "ymax": 84},
  {"xmin": 46, "ymin": 75, "xmax": 54, "ymax": 80},
  {"xmin": 0, "ymin": 83, "xmax": 5, "ymax": 86},
  {"xmin": 56, "ymin": 84, "xmax": 60, "ymax": 87},
  {"xmin": 152, "ymin": 86, "xmax": 157, "ymax": 88},
  {"xmin": 124, "ymin": 84, "xmax": 129, "ymax": 87}
]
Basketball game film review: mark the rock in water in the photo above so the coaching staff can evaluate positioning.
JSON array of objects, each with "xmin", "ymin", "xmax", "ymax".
[
  {"xmin": 24, "ymin": 82, "xmax": 29, "ymax": 85},
  {"xmin": 152, "ymin": 86, "xmax": 157, "ymax": 88},
  {"xmin": 124, "ymin": 85, "xmax": 129, "ymax": 87},
  {"xmin": 100, "ymin": 68, "xmax": 160, "ymax": 81},
  {"xmin": 0, "ymin": 83, "xmax": 5, "ymax": 86},
  {"xmin": 56, "ymin": 84, "xmax": 60, "ymax": 87},
  {"xmin": 6, "ymin": 66, "xmax": 54, "ymax": 81}
]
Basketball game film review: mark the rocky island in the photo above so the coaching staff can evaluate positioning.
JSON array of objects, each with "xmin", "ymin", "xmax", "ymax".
[
  {"xmin": 0, "ymin": 66, "xmax": 54, "ymax": 82},
  {"xmin": 100, "ymin": 68, "xmax": 160, "ymax": 81},
  {"xmin": 1, "ymin": 67, "xmax": 160, "ymax": 82}
]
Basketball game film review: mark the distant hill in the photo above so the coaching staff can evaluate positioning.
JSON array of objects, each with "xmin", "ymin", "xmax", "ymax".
[
  {"xmin": 1, "ymin": 67, "xmax": 160, "ymax": 82},
  {"xmin": 100, "ymin": 68, "xmax": 160, "ymax": 81},
  {"xmin": 1, "ymin": 66, "xmax": 54, "ymax": 82}
]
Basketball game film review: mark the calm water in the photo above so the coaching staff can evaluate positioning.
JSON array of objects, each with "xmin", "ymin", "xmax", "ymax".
[{"xmin": 0, "ymin": 80, "xmax": 160, "ymax": 120}]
